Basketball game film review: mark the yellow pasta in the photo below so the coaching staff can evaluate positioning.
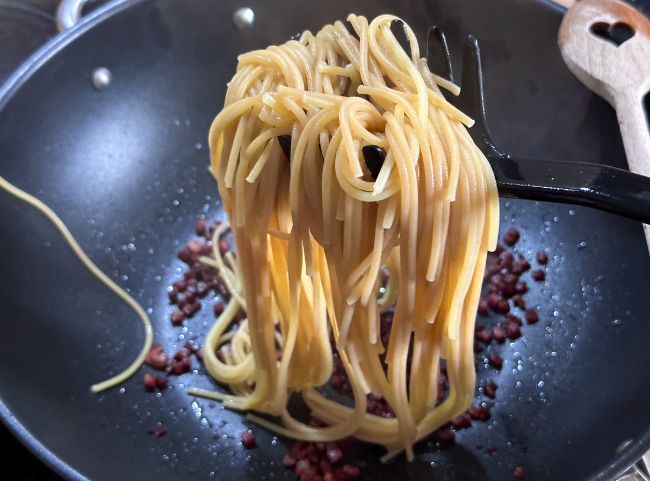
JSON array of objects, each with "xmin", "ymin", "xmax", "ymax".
[
  {"xmin": 0, "ymin": 176, "xmax": 154, "ymax": 393},
  {"xmin": 192, "ymin": 14, "xmax": 499, "ymax": 460}
]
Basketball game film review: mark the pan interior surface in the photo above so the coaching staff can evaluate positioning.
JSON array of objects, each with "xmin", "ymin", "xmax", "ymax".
[{"xmin": 0, "ymin": 1, "xmax": 649, "ymax": 480}]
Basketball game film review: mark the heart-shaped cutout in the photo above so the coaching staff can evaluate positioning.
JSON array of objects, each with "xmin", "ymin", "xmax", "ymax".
[{"xmin": 590, "ymin": 21, "xmax": 636, "ymax": 47}]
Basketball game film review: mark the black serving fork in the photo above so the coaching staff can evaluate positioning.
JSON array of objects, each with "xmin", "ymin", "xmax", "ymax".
[{"xmin": 421, "ymin": 26, "xmax": 650, "ymax": 224}]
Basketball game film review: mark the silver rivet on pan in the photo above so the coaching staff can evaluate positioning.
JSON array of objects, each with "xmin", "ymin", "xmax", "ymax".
[
  {"xmin": 233, "ymin": 7, "xmax": 254, "ymax": 29},
  {"xmin": 92, "ymin": 67, "xmax": 112, "ymax": 91}
]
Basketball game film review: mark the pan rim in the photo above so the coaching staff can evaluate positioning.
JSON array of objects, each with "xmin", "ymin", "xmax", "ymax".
[
  {"xmin": 0, "ymin": 3, "xmax": 145, "ymax": 480},
  {"xmin": 0, "ymin": 0, "xmax": 648, "ymax": 480}
]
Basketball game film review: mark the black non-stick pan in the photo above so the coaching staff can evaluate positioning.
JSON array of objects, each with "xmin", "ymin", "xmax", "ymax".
[{"xmin": 1, "ymin": 0, "xmax": 649, "ymax": 480}]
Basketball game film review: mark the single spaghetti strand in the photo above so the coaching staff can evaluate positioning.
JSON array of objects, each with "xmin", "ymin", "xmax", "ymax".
[{"xmin": 0, "ymin": 176, "xmax": 154, "ymax": 392}]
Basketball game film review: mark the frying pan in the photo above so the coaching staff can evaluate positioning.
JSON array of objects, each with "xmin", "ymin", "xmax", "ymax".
[{"xmin": 0, "ymin": 0, "xmax": 649, "ymax": 480}]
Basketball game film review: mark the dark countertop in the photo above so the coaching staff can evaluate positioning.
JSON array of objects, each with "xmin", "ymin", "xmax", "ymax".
[{"xmin": 0, "ymin": 0, "xmax": 57, "ymax": 80}]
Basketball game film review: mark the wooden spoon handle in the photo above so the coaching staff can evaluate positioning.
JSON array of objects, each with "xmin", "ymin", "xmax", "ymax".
[
  {"xmin": 614, "ymin": 92, "xmax": 650, "ymax": 250},
  {"xmin": 615, "ymin": 93, "xmax": 650, "ymax": 179},
  {"xmin": 550, "ymin": 0, "xmax": 576, "ymax": 9}
]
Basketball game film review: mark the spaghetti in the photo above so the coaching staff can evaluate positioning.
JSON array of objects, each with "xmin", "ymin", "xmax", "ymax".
[
  {"xmin": 194, "ymin": 14, "xmax": 499, "ymax": 460},
  {"xmin": 0, "ymin": 176, "xmax": 154, "ymax": 393}
]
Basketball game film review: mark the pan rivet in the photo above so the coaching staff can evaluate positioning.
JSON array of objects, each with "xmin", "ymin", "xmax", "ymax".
[
  {"xmin": 233, "ymin": 7, "xmax": 254, "ymax": 29},
  {"xmin": 92, "ymin": 67, "xmax": 112, "ymax": 91}
]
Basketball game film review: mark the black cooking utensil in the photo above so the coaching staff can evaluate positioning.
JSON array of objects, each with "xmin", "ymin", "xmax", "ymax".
[
  {"xmin": 270, "ymin": 20, "xmax": 650, "ymax": 224},
  {"xmin": 425, "ymin": 26, "xmax": 650, "ymax": 224}
]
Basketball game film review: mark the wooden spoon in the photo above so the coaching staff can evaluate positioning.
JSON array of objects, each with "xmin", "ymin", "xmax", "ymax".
[{"xmin": 558, "ymin": 0, "xmax": 650, "ymax": 253}]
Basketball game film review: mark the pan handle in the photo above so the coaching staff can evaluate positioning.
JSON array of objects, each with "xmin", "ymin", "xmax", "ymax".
[
  {"xmin": 617, "ymin": 465, "xmax": 650, "ymax": 481},
  {"xmin": 56, "ymin": 0, "xmax": 93, "ymax": 31}
]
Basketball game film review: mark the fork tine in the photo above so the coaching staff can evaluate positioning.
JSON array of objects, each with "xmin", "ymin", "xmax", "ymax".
[
  {"xmin": 390, "ymin": 19, "xmax": 412, "ymax": 59},
  {"xmin": 455, "ymin": 35, "xmax": 507, "ymax": 159},
  {"xmin": 426, "ymin": 26, "xmax": 454, "ymax": 83}
]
